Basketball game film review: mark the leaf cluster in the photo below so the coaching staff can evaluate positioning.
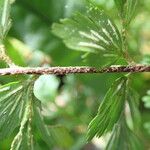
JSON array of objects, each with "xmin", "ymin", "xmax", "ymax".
[{"xmin": 0, "ymin": 0, "xmax": 145, "ymax": 150}]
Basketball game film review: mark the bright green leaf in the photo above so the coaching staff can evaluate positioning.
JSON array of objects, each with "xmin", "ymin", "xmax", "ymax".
[
  {"xmin": 0, "ymin": 82, "xmax": 25, "ymax": 140},
  {"xmin": 0, "ymin": 79, "xmax": 64, "ymax": 149},
  {"xmin": 0, "ymin": 81, "xmax": 36, "ymax": 150},
  {"xmin": 10, "ymin": 93, "xmax": 34, "ymax": 150},
  {"xmin": 4, "ymin": 38, "xmax": 26, "ymax": 66},
  {"xmin": 87, "ymin": 77, "xmax": 127, "ymax": 141},
  {"xmin": 52, "ymin": 3, "xmax": 123, "ymax": 65},
  {"xmin": 10, "ymin": 124, "xmax": 34, "ymax": 150}
]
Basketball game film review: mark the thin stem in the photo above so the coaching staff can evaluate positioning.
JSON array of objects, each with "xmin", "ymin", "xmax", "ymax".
[
  {"xmin": 0, "ymin": 65, "xmax": 150, "ymax": 76},
  {"xmin": 121, "ymin": 20, "xmax": 135, "ymax": 65}
]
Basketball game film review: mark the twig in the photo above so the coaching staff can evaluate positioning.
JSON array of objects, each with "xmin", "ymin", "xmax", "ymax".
[{"xmin": 0, "ymin": 65, "xmax": 150, "ymax": 76}]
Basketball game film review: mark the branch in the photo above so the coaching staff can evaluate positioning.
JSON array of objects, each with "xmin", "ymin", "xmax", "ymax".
[{"xmin": 0, "ymin": 65, "xmax": 150, "ymax": 76}]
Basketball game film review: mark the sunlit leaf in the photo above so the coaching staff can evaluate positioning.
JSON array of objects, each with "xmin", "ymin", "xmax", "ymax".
[
  {"xmin": 0, "ymin": 82, "xmax": 25, "ymax": 140},
  {"xmin": 10, "ymin": 90, "xmax": 34, "ymax": 150},
  {"xmin": 0, "ymin": 80, "xmax": 55, "ymax": 149},
  {"xmin": 10, "ymin": 124, "xmax": 34, "ymax": 150},
  {"xmin": 87, "ymin": 77, "xmax": 127, "ymax": 141},
  {"xmin": 0, "ymin": 81, "xmax": 36, "ymax": 150},
  {"xmin": 52, "ymin": 2, "xmax": 123, "ymax": 65},
  {"xmin": 4, "ymin": 38, "xmax": 26, "ymax": 66}
]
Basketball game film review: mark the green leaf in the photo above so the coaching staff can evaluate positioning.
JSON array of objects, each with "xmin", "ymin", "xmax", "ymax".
[
  {"xmin": 87, "ymin": 77, "xmax": 127, "ymax": 141},
  {"xmin": 8, "ymin": 79, "xmax": 56, "ymax": 150},
  {"xmin": 144, "ymin": 122, "xmax": 150, "ymax": 135},
  {"xmin": 49, "ymin": 125, "xmax": 74, "ymax": 149},
  {"xmin": 33, "ymin": 101, "xmax": 53, "ymax": 149},
  {"xmin": 140, "ymin": 54, "xmax": 150, "ymax": 65},
  {"xmin": 52, "ymin": 3, "xmax": 123, "ymax": 64},
  {"xmin": 142, "ymin": 90, "xmax": 150, "ymax": 108},
  {"xmin": 10, "ymin": 124, "xmax": 34, "ymax": 150},
  {"xmin": 10, "ymin": 93, "xmax": 34, "ymax": 150},
  {"xmin": 114, "ymin": 0, "xmax": 126, "ymax": 14},
  {"xmin": 0, "ymin": 79, "xmax": 61, "ymax": 149},
  {"xmin": 114, "ymin": 0, "xmax": 138, "ymax": 25},
  {"xmin": 0, "ymin": 82, "xmax": 26, "ymax": 140},
  {"xmin": 33, "ymin": 98, "xmax": 74, "ymax": 149},
  {"xmin": 4, "ymin": 38, "xmax": 26, "ymax": 66},
  {"xmin": 106, "ymin": 121, "xmax": 144, "ymax": 150},
  {"xmin": 127, "ymin": 88, "xmax": 141, "ymax": 129},
  {"xmin": 0, "ymin": 81, "xmax": 35, "ymax": 150},
  {"xmin": 0, "ymin": 0, "xmax": 11, "ymax": 40}
]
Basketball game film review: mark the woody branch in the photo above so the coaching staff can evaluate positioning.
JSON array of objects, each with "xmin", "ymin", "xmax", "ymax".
[{"xmin": 0, "ymin": 65, "xmax": 150, "ymax": 76}]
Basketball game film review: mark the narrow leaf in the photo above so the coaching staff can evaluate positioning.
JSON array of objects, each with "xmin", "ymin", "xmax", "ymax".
[
  {"xmin": 114, "ymin": 0, "xmax": 126, "ymax": 14},
  {"xmin": 33, "ymin": 100, "xmax": 74, "ymax": 149},
  {"xmin": 114, "ymin": 0, "xmax": 138, "ymax": 25},
  {"xmin": 9, "ymin": 79, "xmax": 55, "ymax": 150},
  {"xmin": 106, "ymin": 121, "xmax": 144, "ymax": 150},
  {"xmin": 142, "ymin": 90, "xmax": 150, "ymax": 108},
  {"xmin": 33, "ymin": 101, "xmax": 53, "ymax": 149},
  {"xmin": 87, "ymin": 77, "xmax": 127, "ymax": 141},
  {"xmin": 0, "ymin": 0, "xmax": 11, "ymax": 40},
  {"xmin": 10, "ymin": 97, "xmax": 34, "ymax": 150},
  {"xmin": 0, "ymin": 82, "xmax": 25, "ymax": 140},
  {"xmin": 127, "ymin": 88, "xmax": 141, "ymax": 129},
  {"xmin": 0, "ymin": 80, "xmax": 57, "ymax": 149}
]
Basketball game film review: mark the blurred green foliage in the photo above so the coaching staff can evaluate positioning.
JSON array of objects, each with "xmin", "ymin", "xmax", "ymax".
[{"xmin": 0, "ymin": 0, "xmax": 150, "ymax": 149}]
